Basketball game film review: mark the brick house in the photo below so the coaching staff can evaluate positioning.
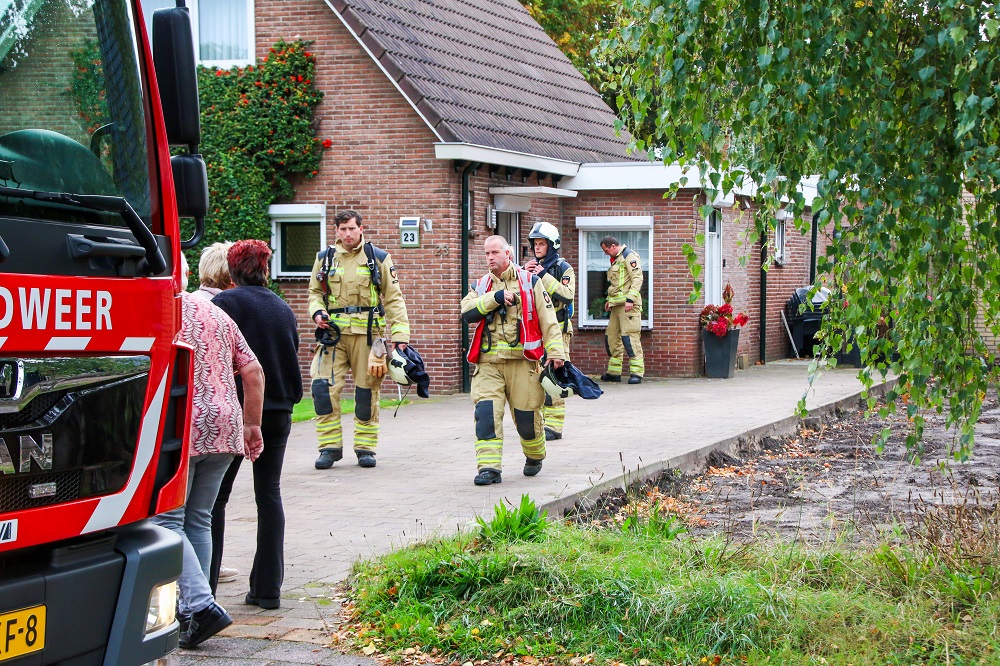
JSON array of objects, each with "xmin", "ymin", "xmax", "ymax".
[{"xmin": 140, "ymin": 0, "xmax": 826, "ymax": 392}]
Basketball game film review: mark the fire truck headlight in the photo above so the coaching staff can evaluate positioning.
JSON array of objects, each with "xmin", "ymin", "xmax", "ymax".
[{"xmin": 145, "ymin": 580, "xmax": 178, "ymax": 634}]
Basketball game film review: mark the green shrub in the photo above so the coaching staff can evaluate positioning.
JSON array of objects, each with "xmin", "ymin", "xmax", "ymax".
[
  {"xmin": 476, "ymin": 494, "xmax": 548, "ymax": 544},
  {"xmin": 186, "ymin": 39, "xmax": 325, "ymax": 281}
]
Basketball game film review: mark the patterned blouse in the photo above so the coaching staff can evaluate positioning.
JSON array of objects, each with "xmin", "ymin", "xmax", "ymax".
[{"xmin": 180, "ymin": 293, "xmax": 258, "ymax": 457}]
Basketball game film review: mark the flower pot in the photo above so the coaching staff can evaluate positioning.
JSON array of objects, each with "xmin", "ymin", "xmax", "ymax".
[{"xmin": 703, "ymin": 328, "xmax": 740, "ymax": 379}]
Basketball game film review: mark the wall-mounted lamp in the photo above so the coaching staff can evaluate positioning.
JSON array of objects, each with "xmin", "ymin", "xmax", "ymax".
[
  {"xmin": 421, "ymin": 218, "xmax": 433, "ymax": 232},
  {"xmin": 485, "ymin": 205, "xmax": 497, "ymax": 229},
  {"xmin": 710, "ymin": 191, "xmax": 735, "ymax": 208},
  {"xmin": 775, "ymin": 208, "xmax": 794, "ymax": 221}
]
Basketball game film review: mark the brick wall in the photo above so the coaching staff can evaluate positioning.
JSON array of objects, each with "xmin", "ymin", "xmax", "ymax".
[
  {"xmin": 559, "ymin": 190, "xmax": 825, "ymax": 377},
  {"xmin": 560, "ymin": 189, "xmax": 705, "ymax": 377},
  {"xmin": 260, "ymin": 0, "xmax": 466, "ymax": 395}
]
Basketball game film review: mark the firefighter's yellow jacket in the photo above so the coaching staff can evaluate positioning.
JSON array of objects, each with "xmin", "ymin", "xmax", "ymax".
[
  {"xmin": 606, "ymin": 245, "xmax": 643, "ymax": 308},
  {"xmin": 461, "ymin": 263, "xmax": 565, "ymax": 362},
  {"xmin": 307, "ymin": 235, "xmax": 410, "ymax": 343}
]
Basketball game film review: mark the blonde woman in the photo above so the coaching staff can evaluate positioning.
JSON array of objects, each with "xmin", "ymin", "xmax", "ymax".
[{"xmin": 190, "ymin": 241, "xmax": 234, "ymax": 300}]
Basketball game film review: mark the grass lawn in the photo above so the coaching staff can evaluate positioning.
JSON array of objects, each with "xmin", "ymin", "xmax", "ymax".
[
  {"xmin": 344, "ymin": 496, "xmax": 1000, "ymax": 665},
  {"xmin": 292, "ymin": 395, "xmax": 411, "ymax": 423}
]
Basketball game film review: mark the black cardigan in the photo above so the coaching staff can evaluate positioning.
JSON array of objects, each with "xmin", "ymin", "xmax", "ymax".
[{"xmin": 213, "ymin": 286, "xmax": 303, "ymax": 412}]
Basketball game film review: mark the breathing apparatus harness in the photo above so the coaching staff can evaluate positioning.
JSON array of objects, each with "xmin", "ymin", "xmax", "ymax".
[{"xmin": 315, "ymin": 242, "xmax": 387, "ymax": 384}]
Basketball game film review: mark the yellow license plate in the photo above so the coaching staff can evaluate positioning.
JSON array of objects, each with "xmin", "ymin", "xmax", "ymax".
[{"xmin": 0, "ymin": 605, "xmax": 45, "ymax": 662}]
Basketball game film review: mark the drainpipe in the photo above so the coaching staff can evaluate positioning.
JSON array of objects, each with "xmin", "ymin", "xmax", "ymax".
[
  {"xmin": 460, "ymin": 161, "xmax": 480, "ymax": 393},
  {"xmin": 759, "ymin": 231, "xmax": 767, "ymax": 364},
  {"xmin": 809, "ymin": 211, "xmax": 819, "ymax": 285}
]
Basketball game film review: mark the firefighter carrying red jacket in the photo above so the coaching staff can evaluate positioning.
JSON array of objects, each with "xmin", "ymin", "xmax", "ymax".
[{"xmin": 461, "ymin": 235, "xmax": 565, "ymax": 486}]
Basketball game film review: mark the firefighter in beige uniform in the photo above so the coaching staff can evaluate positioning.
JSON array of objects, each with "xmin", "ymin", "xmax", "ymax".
[
  {"xmin": 523, "ymin": 222, "xmax": 574, "ymax": 440},
  {"xmin": 461, "ymin": 235, "xmax": 565, "ymax": 486},
  {"xmin": 600, "ymin": 235, "xmax": 644, "ymax": 383},
  {"xmin": 309, "ymin": 210, "xmax": 410, "ymax": 470}
]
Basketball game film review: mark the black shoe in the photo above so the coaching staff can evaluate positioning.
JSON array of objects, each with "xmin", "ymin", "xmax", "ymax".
[
  {"xmin": 357, "ymin": 453, "xmax": 377, "ymax": 468},
  {"xmin": 544, "ymin": 427, "xmax": 562, "ymax": 441},
  {"xmin": 473, "ymin": 469, "xmax": 502, "ymax": 486},
  {"xmin": 600, "ymin": 373, "xmax": 621, "ymax": 383},
  {"xmin": 178, "ymin": 602, "xmax": 232, "ymax": 649},
  {"xmin": 177, "ymin": 611, "xmax": 190, "ymax": 636},
  {"xmin": 523, "ymin": 457, "xmax": 543, "ymax": 477},
  {"xmin": 315, "ymin": 449, "xmax": 342, "ymax": 469},
  {"xmin": 244, "ymin": 593, "xmax": 280, "ymax": 610},
  {"xmin": 628, "ymin": 375, "xmax": 643, "ymax": 384}
]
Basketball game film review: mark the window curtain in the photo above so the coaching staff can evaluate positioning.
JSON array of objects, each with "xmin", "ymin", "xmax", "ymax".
[{"xmin": 198, "ymin": 0, "xmax": 247, "ymax": 61}]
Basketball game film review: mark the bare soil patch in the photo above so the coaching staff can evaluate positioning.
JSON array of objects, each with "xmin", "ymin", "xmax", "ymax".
[{"xmin": 568, "ymin": 392, "xmax": 1000, "ymax": 542}]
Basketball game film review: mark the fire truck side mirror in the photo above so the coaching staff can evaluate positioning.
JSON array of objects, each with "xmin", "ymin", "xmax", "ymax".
[
  {"xmin": 152, "ymin": 7, "xmax": 201, "ymax": 148},
  {"xmin": 172, "ymin": 154, "xmax": 208, "ymax": 249}
]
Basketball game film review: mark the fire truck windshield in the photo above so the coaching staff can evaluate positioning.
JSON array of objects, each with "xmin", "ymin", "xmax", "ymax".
[{"xmin": 0, "ymin": 0, "xmax": 153, "ymax": 230}]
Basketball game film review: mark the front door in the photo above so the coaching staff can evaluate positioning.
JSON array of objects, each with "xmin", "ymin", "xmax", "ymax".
[
  {"xmin": 705, "ymin": 210, "xmax": 722, "ymax": 305},
  {"xmin": 495, "ymin": 211, "xmax": 521, "ymax": 262}
]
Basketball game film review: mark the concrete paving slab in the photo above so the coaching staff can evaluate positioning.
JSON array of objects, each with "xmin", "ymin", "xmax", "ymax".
[{"xmin": 173, "ymin": 360, "xmax": 881, "ymax": 665}]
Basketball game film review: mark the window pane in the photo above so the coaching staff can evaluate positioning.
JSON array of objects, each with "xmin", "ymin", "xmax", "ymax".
[
  {"xmin": 281, "ymin": 222, "xmax": 320, "ymax": 273},
  {"xmin": 1, "ymin": 0, "xmax": 153, "ymax": 226},
  {"xmin": 199, "ymin": 0, "xmax": 247, "ymax": 62},
  {"xmin": 139, "ymin": 0, "xmax": 172, "ymax": 43},
  {"xmin": 583, "ymin": 230, "xmax": 651, "ymax": 322}
]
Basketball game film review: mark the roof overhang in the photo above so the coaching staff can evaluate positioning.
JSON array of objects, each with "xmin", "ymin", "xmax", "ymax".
[
  {"xmin": 434, "ymin": 143, "xmax": 581, "ymax": 177},
  {"xmin": 559, "ymin": 162, "xmax": 819, "ymax": 208},
  {"xmin": 488, "ymin": 186, "xmax": 577, "ymax": 198}
]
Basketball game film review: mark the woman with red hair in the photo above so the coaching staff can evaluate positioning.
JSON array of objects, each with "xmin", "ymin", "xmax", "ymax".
[{"xmin": 210, "ymin": 240, "xmax": 302, "ymax": 609}]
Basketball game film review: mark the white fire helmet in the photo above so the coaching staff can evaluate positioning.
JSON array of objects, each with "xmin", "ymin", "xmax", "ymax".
[
  {"xmin": 539, "ymin": 364, "xmax": 574, "ymax": 400},
  {"xmin": 528, "ymin": 222, "xmax": 561, "ymax": 251},
  {"xmin": 388, "ymin": 348, "xmax": 412, "ymax": 386}
]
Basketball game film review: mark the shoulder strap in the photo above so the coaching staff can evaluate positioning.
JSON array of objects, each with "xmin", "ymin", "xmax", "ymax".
[
  {"xmin": 622, "ymin": 248, "xmax": 635, "ymax": 260},
  {"xmin": 474, "ymin": 274, "xmax": 493, "ymax": 295},
  {"xmin": 363, "ymin": 242, "xmax": 386, "ymax": 287},
  {"xmin": 319, "ymin": 246, "xmax": 336, "ymax": 311}
]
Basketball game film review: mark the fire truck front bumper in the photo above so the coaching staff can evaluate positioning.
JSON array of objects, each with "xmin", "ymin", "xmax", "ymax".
[{"xmin": 0, "ymin": 520, "xmax": 182, "ymax": 666}]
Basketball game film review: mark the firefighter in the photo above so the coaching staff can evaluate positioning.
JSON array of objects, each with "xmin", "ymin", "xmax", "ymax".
[
  {"xmin": 309, "ymin": 210, "xmax": 410, "ymax": 469},
  {"xmin": 523, "ymin": 222, "xmax": 575, "ymax": 440},
  {"xmin": 461, "ymin": 235, "xmax": 565, "ymax": 486},
  {"xmin": 600, "ymin": 235, "xmax": 644, "ymax": 383}
]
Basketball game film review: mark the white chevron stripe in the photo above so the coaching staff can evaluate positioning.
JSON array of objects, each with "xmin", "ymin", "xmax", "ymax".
[
  {"xmin": 83, "ymin": 369, "xmax": 168, "ymax": 532},
  {"xmin": 120, "ymin": 337, "xmax": 155, "ymax": 352},
  {"xmin": 0, "ymin": 337, "xmax": 6, "ymax": 349},
  {"xmin": 45, "ymin": 337, "xmax": 91, "ymax": 351}
]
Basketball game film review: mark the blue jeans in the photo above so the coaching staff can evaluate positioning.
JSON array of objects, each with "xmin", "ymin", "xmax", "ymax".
[{"xmin": 152, "ymin": 452, "xmax": 234, "ymax": 614}]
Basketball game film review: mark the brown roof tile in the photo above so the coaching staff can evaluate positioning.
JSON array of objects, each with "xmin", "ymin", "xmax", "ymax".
[{"xmin": 333, "ymin": 0, "xmax": 640, "ymax": 164}]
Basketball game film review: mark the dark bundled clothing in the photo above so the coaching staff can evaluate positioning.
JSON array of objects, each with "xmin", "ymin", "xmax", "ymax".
[
  {"xmin": 538, "ymin": 245, "xmax": 561, "ymax": 274},
  {"xmin": 213, "ymin": 286, "xmax": 302, "ymax": 412},
  {"xmin": 397, "ymin": 345, "xmax": 430, "ymax": 399}
]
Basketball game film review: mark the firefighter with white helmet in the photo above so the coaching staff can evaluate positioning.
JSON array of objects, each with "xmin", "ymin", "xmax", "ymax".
[
  {"xmin": 524, "ymin": 221, "xmax": 575, "ymax": 440},
  {"xmin": 461, "ymin": 235, "xmax": 565, "ymax": 486}
]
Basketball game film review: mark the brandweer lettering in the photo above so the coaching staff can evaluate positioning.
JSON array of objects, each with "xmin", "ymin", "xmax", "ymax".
[{"xmin": 0, "ymin": 288, "xmax": 112, "ymax": 330}]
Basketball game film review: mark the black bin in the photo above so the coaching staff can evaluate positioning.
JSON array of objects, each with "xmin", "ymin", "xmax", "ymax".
[{"xmin": 785, "ymin": 286, "xmax": 830, "ymax": 356}]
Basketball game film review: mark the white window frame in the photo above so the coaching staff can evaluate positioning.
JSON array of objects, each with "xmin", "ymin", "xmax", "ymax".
[
  {"xmin": 141, "ymin": 0, "xmax": 255, "ymax": 68},
  {"xmin": 270, "ymin": 204, "xmax": 325, "ymax": 279},
  {"xmin": 774, "ymin": 211, "xmax": 791, "ymax": 266},
  {"xmin": 575, "ymin": 216, "xmax": 653, "ymax": 329},
  {"xmin": 705, "ymin": 209, "xmax": 723, "ymax": 305}
]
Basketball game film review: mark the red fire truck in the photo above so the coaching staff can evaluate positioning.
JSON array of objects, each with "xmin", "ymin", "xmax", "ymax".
[{"xmin": 0, "ymin": 0, "xmax": 207, "ymax": 663}]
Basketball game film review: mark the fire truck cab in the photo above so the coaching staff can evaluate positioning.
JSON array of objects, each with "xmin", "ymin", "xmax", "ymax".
[{"xmin": 0, "ymin": 0, "xmax": 206, "ymax": 662}]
